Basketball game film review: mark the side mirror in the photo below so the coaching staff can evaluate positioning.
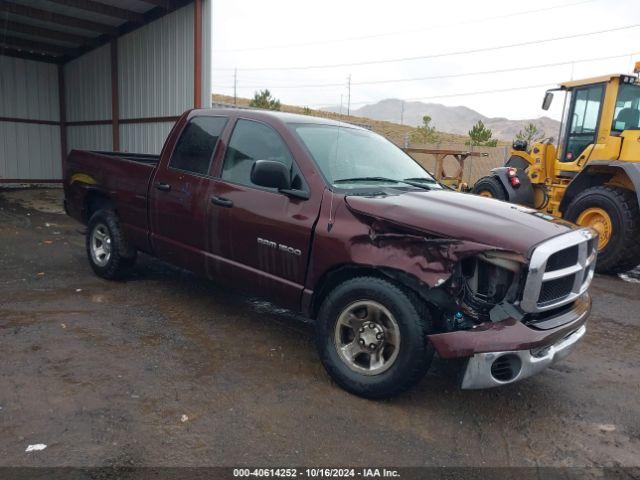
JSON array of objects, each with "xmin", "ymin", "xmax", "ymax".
[
  {"xmin": 251, "ymin": 160, "xmax": 291, "ymax": 190},
  {"xmin": 542, "ymin": 91, "xmax": 554, "ymax": 111}
]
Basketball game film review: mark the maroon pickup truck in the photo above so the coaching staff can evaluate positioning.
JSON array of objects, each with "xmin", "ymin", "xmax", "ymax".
[{"xmin": 64, "ymin": 108, "xmax": 596, "ymax": 398}]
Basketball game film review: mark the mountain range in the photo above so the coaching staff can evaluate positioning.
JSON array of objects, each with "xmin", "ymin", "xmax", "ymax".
[{"xmin": 322, "ymin": 99, "xmax": 560, "ymax": 141}]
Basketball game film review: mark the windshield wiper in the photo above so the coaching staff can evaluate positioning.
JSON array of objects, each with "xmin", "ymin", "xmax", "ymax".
[
  {"xmin": 334, "ymin": 176, "xmax": 432, "ymax": 190},
  {"xmin": 334, "ymin": 176, "xmax": 400, "ymax": 184},
  {"xmin": 403, "ymin": 177, "xmax": 438, "ymax": 184}
]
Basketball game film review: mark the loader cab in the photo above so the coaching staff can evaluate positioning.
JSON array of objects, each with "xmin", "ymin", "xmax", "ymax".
[
  {"xmin": 475, "ymin": 69, "xmax": 640, "ymax": 274},
  {"xmin": 546, "ymin": 75, "xmax": 640, "ymax": 177}
]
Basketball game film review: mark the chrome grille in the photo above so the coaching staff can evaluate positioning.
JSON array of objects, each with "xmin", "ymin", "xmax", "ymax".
[
  {"xmin": 538, "ymin": 275, "xmax": 576, "ymax": 304},
  {"xmin": 546, "ymin": 245, "xmax": 579, "ymax": 271},
  {"xmin": 520, "ymin": 229, "xmax": 597, "ymax": 313}
]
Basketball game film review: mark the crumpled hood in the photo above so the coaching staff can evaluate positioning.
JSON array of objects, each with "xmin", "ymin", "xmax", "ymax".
[{"xmin": 345, "ymin": 189, "xmax": 574, "ymax": 256}]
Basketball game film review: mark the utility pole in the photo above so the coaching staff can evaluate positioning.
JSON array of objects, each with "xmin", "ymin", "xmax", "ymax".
[
  {"xmin": 400, "ymin": 100, "xmax": 405, "ymax": 125},
  {"xmin": 233, "ymin": 67, "xmax": 237, "ymax": 105},
  {"xmin": 347, "ymin": 74, "xmax": 351, "ymax": 116},
  {"xmin": 340, "ymin": 94, "xmax": 343, "ymax": 115}
]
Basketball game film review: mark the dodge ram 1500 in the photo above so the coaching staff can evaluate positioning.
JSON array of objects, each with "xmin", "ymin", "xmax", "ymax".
[{"xmin": 64, "ymin": 109, "xmax": 596, "ymax": 398}]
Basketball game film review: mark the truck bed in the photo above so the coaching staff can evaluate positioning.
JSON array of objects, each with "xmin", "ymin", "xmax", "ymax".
[{"xmin": 64, "ymin": 149, "xmax": 158, "ymax": 252}]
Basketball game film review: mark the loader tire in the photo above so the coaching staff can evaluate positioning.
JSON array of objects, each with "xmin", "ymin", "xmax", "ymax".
[
  {"xmin": 473, "ymin": 176, "xmax": 507, "ymax": 200},
  {"xmin": 565, "ymin": 186, "xmax": 640, "ymax": 274}
]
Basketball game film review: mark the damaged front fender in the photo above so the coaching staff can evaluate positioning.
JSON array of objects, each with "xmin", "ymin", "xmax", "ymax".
[{"xmin": 304, "ymin": 190, "xmax": 526, "ymax": 319}]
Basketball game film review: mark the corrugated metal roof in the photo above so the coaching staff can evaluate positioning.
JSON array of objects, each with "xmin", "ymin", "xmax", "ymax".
[
  {"xmin": 0, "ymin": 0, "xmax": 191, "ymax": 63},
  {"xmin": 1, "ymin": 12, "xmax": 102, "ymax": 38},
  {"xmin": 0, "ymin": 27, "xmax": 77, "ymax": 46},
  {"xmin": 11, "ymin": 0, "xmax": 128, "ymax": 27}
]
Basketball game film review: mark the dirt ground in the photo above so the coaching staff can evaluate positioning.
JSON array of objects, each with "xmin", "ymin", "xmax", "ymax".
[{"xmin": 1, "ymin": 188, "xmax": 639, "ymax": 471}]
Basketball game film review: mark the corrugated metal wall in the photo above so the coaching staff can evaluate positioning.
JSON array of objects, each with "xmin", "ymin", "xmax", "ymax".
[
  {"xmin": 65, "ymin": 45, "xmax": 112, "ymax": 123},
  {"xmin": 0, "ymin": 55, "xmax": 62, "ymax": 181},
  {"xmin": 119, "ymin": 4, "xmax": 194, "ymax": 120},
  {"xmin": 120, "ymin": 122, "xmax": 175, "ymax": 154},
  {"xmin": 67, "ymin": 125, "xmax": 113, "ymax": 152},
  {"xmin": 64, "ymin": 44, "xmax": 113, "ymax": 153},
  {"xmin": 1, "ymin": 0, "xmax": 212, "ymax": 181},
  {"xmin": 118, "ymin": 3, "xmax": 194, "ymax": 153}
]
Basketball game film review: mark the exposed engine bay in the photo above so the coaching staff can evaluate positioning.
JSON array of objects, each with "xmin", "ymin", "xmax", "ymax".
[{"xmin": 435, "ymin": 251, "xmax": 526, "ymax": 331}]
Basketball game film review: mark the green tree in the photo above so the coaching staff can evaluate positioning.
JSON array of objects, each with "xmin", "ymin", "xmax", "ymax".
[
  {"xmin": 409, "ymin": 115, "xmax": 439, "ymax": 144},
  {"xmin": 466, "ymin": 120, "xmax": 498, "ymax": 147},
  {"xmin": 249, "ymin": 89, "xmax": 281, "ymax": 111},
  {"xmin": 515, "ymin": 122, "xmax": 545, "ymax": 144}
]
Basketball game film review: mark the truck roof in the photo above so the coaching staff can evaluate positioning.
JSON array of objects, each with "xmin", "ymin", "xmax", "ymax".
[{"xmin": 192, "ymin": 108, "xmax": 367, "ymax": 130}]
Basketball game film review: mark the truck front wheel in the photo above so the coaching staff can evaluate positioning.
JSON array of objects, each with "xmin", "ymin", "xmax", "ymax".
[
  {"xmin": 565, "ymin": 186, "xmax": 640, "ymax": 274},
  {"xmin": 315, "ymin": 277, "xmax": 433, "ymax": 399},
  {"xmin": 86, "ymin": 209, "xmax": 137, "ymax": 280}
]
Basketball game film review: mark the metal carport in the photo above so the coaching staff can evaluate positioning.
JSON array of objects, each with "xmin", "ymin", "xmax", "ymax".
[{"xmin": 0, "ymin": 0, "xmax": 212, "ymax": 183}]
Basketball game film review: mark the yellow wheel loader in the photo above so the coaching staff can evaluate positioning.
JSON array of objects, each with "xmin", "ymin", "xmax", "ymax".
[{"xmin": 473, "ymin": 66, "xmax": 640, "ymax": 273}]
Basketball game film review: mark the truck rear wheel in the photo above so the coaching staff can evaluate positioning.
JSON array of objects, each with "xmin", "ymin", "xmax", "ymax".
[
  {"xmin": 315, "ymin": 277, "xmax": 433, "ymax": 399},
  {"xmin": 565, "ymin": 186, "xmax": 640, "ymax": 274},
  {"xmin": 473, "ymin": 176, "xmax": 507, "ymax": 200},
  {"xmin": 86, "ymin": 209, "xmax": 137, "ymax": 280}
]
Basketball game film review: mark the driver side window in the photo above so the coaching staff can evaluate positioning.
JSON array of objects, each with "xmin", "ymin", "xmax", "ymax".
[
  {"xmin": 562, "ymin": 84, "xmax": 604, "ymax": 162},
  {"xmin": 221, "ymin": 119, "xmax": 293, "ymax": 188}
]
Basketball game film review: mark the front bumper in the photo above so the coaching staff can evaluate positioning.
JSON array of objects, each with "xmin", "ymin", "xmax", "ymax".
[
  {"xmin": 427, "ymin": 293, "xmax": 591, "ymax": 389},
  {"xmin": 460, "ymin": 324, "xmax": 586, "ymax": 389}
]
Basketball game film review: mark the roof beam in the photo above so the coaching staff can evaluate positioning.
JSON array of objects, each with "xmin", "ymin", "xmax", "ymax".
[
  {"xmin": 137, "ymin": 0, "xmax": 171, "ymax": 9},
  {"xmin": 0, "ymin": 20, "xmax": 90, "ymax": 45},
  {"xmin": 0, "ymin": 47, "xmax": 60, "ymax": 63},
  {"xmin": 43, "ymin": 0, "xmax": 145, "ymax": 23},
  {"xmin": 1, "ymin": 35, "xmax": 76, "ymax": 56},
  {"xmin": 0, "ymin": 0, "xmax": 118, "ymax": 35}
]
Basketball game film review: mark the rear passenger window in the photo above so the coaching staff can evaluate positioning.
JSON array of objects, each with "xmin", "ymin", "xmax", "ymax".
[
  {"xmin": 169, "ymin": 116, "xmax": 227, "ymax": 175},
  {"xmin": 221, "ymin": 119, "xmax": 293, "ymax": 187}
]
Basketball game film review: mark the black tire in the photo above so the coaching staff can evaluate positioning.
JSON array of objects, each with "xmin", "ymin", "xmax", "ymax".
[
  {"xmin": 473, "ymin": 176, "xmax": 507, "ymax": 200},
  {"xmin": 565, "ymin": 186, "xmax": 640, "ymax": 274},
  {"xmin": 86, "ymin": 209, "xmax": 137, "ymax": 280},
  {"xmin": 315, "ymin": 277, "xmax": 434, "ymax": 399}
]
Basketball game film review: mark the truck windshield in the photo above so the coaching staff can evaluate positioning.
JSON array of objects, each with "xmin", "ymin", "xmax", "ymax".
[
  {"xmin": 290, "ymin": 124, "xmax": 440, "ymax": 190},
  {"xmin": 612, "ymin": 83, "xmax": 640, "ymax": 132}
]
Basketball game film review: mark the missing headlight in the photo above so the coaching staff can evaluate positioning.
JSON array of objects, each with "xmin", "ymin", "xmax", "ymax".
[{"xmin": 459, "ymin": 252, "xmax": 523, "ymax": 319}]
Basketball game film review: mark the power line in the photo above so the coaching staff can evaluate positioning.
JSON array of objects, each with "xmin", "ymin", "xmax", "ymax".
[
  {"xmin": 213, "ymin": 51, "xmax": 640, "ymax": 89},
  {"xmin": 312, "ymin": 83, "xmax": 557, "ymax": 109},
  {"xmin": 215, "ymin": 23, "xmax": 640, "ymax": 72},
  {"xmin": 213, "ymin": 0, "xmax": 598, "ymax": 53}
]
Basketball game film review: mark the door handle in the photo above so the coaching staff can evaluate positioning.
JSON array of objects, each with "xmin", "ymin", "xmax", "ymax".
[
  {"xmin": 210, "ymin": 195, "xmax": 233, "ymax": 208},
  {"xmin": 155, "ymin": 182, "xmax": 171, "ymax": 192}
]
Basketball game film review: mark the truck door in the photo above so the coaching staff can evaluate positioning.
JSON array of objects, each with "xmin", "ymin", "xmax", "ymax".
[
  {"xmin": 149, "ymin": 115, "xmax": 228, "ymax": 274},
  {"xmin": 208, "ymin": 118, "xmax": 317, "ymax": 309}
]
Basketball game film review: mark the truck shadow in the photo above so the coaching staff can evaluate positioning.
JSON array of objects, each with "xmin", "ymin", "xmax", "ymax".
[{"xmin": 123, "ymin": 253, "xmax": 571, "ymax": 412}]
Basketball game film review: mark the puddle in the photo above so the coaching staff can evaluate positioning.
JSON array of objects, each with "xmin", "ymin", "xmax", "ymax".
[{"xmin": 619, "ymin": 265, "xmax": 640, "ymax": 284}]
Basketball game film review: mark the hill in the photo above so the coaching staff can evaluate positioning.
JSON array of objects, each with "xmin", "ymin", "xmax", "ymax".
[
  {"xmin": 322, "ymin": 98, "xmax": 559, "ymax": 141},
  {"xmin": 211, "ymin": 94, "xmax": 474, "ymax": 146}
]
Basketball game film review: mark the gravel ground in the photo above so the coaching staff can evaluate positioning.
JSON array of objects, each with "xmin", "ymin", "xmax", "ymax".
[{"xmin": 0, "ymin": 188, "xmax": 639, "ymax": 473}]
